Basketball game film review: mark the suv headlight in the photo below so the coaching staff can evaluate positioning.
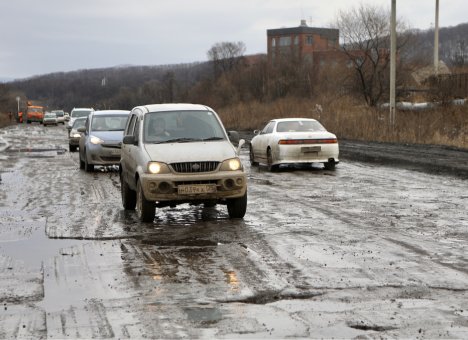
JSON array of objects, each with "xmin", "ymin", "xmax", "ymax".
[
  {"xmin": 148, "ymin": 162, "xmax": 170, "ymax": 174},
  {"xmin": 220, "ymin": 158, "xmax": 243, "ymax": 171},
  {"xmin": 90, "ymin": 135, "xmax": 104, "ymax": 145}
]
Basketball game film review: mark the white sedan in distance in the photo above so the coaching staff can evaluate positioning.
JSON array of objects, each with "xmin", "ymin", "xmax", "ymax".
[{"xmin": 250, "ymin": 118, "xmax": 339, "ymax": 171}]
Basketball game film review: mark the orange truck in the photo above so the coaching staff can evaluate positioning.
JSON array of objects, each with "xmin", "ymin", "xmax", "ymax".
[{"xmin": 26, "ymin": 103, "xmax": 44, "ymax": 124}]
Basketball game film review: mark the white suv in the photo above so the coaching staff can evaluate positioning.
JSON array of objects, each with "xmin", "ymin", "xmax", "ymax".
[
  {"xmin": 66, "ymin": 108, "xmax": 94, "ymax": 134},
  {"xmin": 120, "ymin": 103, "xmax": 247, "ymax": 222}
]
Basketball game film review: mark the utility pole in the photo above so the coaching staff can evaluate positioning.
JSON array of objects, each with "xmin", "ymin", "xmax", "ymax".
[
  {"xmin": 389, "ymin": 0, "xmax": 396, "ymax": 129},
  {"xmin": 434, "ymin": 0, "xmax": 440, "ymax": 75}
]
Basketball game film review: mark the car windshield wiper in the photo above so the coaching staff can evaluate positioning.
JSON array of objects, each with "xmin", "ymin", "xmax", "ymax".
[
  {"xmin": 156, "ymin": 138, "xmax": 202, "ymax": 144},
  {"xmin": 201, "ymin": 137, "xmax": 224, "ymax": 141}
]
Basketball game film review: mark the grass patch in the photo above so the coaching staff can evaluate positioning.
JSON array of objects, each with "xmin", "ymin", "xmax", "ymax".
[{"xmin": 218, "ymin": 97, "xmax": 468, "ymax": 149}]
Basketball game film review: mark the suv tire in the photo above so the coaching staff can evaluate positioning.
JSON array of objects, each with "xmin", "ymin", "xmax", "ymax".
[
  {"xmin": 136, "ymin": 179, "xmax": 155, "ymax": 222},
  {"xmin": 121, "ymin": 174, "xmax": 136, "ymax": 210},
  {"xmin": 227, "ymin": 192, "xmax": 247, "ymax": 218}
]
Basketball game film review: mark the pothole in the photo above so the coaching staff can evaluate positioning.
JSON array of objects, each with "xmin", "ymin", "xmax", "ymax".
[
  {"xmin": 222, "ymin": 290, "xmax": 323, "ymax": 305},
  {"xmin": 347, "ymin": 321, "xmax": 398, "ymax": 332}
]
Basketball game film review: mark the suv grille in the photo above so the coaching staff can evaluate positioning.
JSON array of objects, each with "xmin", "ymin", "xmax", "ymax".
[{"xmin": 170, "ymin": 161, "xmax": 219, "ymax": 173}]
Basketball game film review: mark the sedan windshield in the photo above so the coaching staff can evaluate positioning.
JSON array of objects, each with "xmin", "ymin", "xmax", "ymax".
[
  {"xmin": 144, "ymin": 110, "xmax": 226, "ymax": 143},
  {"xmin": 91, "ymin": 115, "xmax": 128, "ymax": 131},
  {"xmin": 72, "ymin": 119, "xmax": 86, "ymax": 129}
]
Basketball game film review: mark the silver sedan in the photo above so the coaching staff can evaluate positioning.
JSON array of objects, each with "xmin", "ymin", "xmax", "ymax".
[{"xmin": 78, "ymin": 110, "xmax": 130, "ymax": 171}]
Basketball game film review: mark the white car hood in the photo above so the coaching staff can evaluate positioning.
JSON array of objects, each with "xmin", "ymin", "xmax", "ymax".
[{"xmin": 144, "ymin": 141, "xmax": 237, "ymax": 163}]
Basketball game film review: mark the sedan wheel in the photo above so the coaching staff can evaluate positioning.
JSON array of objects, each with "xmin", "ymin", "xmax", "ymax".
[
  {"xmin": 324, "ymin": 159, "xmax": 336, "ymax": 170},
  {"xmin": 249, "ymin": 145, "xmax": 258, "ymax": 166},
  {"xmin": 136, "ymin": 179, "xmax": 155, "ymax": 222},
  {"xmin": 267, "ymin": 148, "xmax": 279, "ymax": 172},
  {"xmin": 84, "ymin": 152, "xmax": 94, "ymax": 172}
]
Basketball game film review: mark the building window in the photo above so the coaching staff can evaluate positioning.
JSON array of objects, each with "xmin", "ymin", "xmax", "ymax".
[
  {"xmin": 306, "ymin": 36, "xmax": 314, "ymax": 45},
  {"xmin": 279, "ymin": 36, "xmax": 291, "ymax": 46},
  {"xmin": 294, "ymin": 36, "xmax": 299, "ymax": 45},
  {"xmin": 272, "ymin": 38, "xmax": 276, "ymax": 47}
]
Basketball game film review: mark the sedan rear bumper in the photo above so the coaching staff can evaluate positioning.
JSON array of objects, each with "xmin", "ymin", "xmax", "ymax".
[{"xmin": 274, "ymin": 144, "xmax": 339, "ymax": 165}]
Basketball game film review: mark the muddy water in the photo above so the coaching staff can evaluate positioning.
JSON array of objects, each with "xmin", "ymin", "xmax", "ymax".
[{"xmin": 0, "ymin": 123, "xmax": 467, "ymax": 338}]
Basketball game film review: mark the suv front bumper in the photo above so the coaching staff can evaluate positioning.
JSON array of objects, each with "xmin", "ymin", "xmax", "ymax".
[{"xmin": 140, "ymin": 170, "xmax": 247, "ymax": 202}]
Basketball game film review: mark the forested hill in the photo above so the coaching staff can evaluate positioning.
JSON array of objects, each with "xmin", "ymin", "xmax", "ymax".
[
  {"xmin": 8, "ymin": 62, "xmax": 213, "ymax": 112},
  {"xmin": 404, "ymin": 22, "xmax": 468, "ymax": 67}
]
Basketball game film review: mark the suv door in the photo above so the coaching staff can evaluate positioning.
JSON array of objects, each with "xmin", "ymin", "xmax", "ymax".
[{"xmin": 121, "ymin": 110, "xmax": 140, "ymax": 190}]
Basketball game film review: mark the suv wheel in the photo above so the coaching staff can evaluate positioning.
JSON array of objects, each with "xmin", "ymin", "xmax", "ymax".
[
  {"xmin": 136, "ymin": 179, "xmax": 155, "ymax": 222},
  {"xmin": 227, "ymin": 192, "xmax": 247, "ymax": 219},
  {"xmin": 69, "ymin": 144, "xmax": 77, "ymax": 152},
  {"xmin": 121, "ymin": 173, "xmax": 136, "ymax": 210}
]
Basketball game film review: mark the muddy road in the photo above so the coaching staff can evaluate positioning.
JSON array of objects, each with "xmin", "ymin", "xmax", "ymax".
[{"xmin": 0, "ymin": 123, "xmax": 467, "ymax": 338}]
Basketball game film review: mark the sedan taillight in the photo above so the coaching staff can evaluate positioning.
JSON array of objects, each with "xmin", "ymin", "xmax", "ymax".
[{"xmin": 278, "ymin": 138, "xmax": 337, "ymax": 145}]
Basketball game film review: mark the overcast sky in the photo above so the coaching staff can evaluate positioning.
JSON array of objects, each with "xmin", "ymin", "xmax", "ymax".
[{"xmin": 0, "ymin": 0, "xmax": 466, "ymax": 80}]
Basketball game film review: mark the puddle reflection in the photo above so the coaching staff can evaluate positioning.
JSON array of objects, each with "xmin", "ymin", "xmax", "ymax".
[{"xmin": 0, "ymin": 227, "xmax": 83, "ymax": 269}]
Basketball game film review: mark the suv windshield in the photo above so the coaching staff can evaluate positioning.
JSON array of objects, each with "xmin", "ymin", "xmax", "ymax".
[
  {"xmin": 72, "ymin": 110, "xmax": 92, "ymax": 118},
  {"xmin": 144, "ymin": 110, "xmax": 226, "ymax": 143}
]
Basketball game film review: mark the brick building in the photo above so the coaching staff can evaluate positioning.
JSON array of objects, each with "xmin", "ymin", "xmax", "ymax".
[{"xmin": 267, "ymin": 20, "xmax": 339, "ymax": 65}]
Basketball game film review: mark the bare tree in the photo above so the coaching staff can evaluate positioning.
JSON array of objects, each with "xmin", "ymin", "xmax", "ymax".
[
  {"xmin": 334, "ymin": 4, "xmax": 407, "ymax": 106},
  {"xmin": 207, "ymin": 41, "xmax": 246, "ymax": 78}
]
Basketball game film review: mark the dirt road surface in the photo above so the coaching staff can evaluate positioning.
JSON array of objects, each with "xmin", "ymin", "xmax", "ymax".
[{"xmin": 1, "ymin": 124, "xmax": 467, "ymax": 338}]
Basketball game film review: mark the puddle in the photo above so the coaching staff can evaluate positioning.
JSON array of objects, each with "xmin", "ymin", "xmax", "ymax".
[
  {"xmin": 184, "ymin": 307, "xmax": 223, "ymax": 325},
  {"xmin": 0, "ymin": 227, "xmax": 83, "ymax": 269}
]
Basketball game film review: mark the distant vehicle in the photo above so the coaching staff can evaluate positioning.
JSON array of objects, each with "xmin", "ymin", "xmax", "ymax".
[
  {"xmin": 78, "ymin": 110, "xmax": 130, "ymax": 171},
  {"xmin": 120, "ymin": 103, "xmax": 247, "ymax": 222},
  {"xmin": 67, "ymin": 108, "xmax": 94, "ymax": 133},
  {"xmin": 68, "ymin": 117, "xmax": 87, "ymax": 152},
  {"xmin": 51, "ymin": 110, "xmax": 65, "ymax": 124},
  {"xmin": 42, "ymin": 112, "xmax": 58, "ymax": 126},
  {"xmin": 26, "ymin": 105, "xmax": 44, "ymax": 124},
  {"xmin": 250, "ymin": 118, "xmax": 339, "ymax": 171}
]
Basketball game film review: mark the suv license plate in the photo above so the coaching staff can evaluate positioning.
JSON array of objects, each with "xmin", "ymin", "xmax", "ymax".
[{"xmin": 178, "ymin": 184, "xmax": 217, "ymax": 195}]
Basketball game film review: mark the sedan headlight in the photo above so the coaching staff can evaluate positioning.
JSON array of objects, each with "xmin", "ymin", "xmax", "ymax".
[
  {"xmin": 71, "ymin": 133, "xmax": 81, "ymax": 138},
  {"xmin": 147, "ymin": 162, "xmax": 170, "ymax": 174},
  {"xmin": 220, "ymin": 158, "xmax": 243, "ymax": 171},
  {"xmin": 90, "ymin": 135, "xmax": 104, "ymax": 145}
]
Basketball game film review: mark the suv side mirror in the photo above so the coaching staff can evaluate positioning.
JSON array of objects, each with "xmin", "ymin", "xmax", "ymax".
[{"xmin": 122, "ymin": 135, "xmax": 137, "ymax": 145}]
